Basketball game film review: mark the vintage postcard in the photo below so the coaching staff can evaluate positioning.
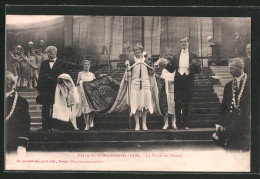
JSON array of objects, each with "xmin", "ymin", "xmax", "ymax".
[{"xmin": 4, "ymin": 6, "xmax": 253, "ymax": 172}]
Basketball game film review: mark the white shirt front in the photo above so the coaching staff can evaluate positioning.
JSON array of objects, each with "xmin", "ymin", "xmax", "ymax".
[
  {"xmin": 178, "ymin": 49, "xmax": 189, "ymax": 75},
  {"xmin": 49, "ymin": 58, "xmax": 57, "ymax": 69}
]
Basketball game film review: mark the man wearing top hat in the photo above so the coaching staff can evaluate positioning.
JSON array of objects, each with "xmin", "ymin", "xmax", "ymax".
[{"xmin": 164, "ymin": 36, "xmax": 201, "ymax": 130}]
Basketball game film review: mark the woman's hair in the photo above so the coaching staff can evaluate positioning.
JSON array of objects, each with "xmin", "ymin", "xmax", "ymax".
[
  {"xmin": 82, "ymin": 60, "xmax": 91, "ymax": 65},
  {"xmin": 157, "ymin": 58, "xmax": 169, "ymax": 67},
  {"xmin": 6, "ymin": 71, "xmax": 16, "ymax": 85}
]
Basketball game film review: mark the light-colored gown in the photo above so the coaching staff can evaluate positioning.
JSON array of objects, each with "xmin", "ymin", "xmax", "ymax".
[
  {"xmin": 160, "ymin": 68, "xmax": 175, "ymax": 115},
  {"xmin": 77, "ymin": 71, "xmax": 96, "ymax": 114},
  {"xmin": 130, "ymin": 58, "xmax": 153, "ymax": 114}
]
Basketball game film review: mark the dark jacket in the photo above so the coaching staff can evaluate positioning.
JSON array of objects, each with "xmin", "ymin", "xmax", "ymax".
[
  {"xmin": 218, "ymin": 76, "xmax": 250, "ymax": 150},
  {"xmin": 37, "ymin": 59, "xmax": 68, "ymax": 105},
  {"xmin": 165, "ymin": 51, "xmax": 200, "ymax": 74},
  {"xmin": 5, "ymin": 92, "xmax": 31, "ymax": 152}
]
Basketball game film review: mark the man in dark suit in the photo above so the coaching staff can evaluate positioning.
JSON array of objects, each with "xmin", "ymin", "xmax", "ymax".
[
  {"xmin": 5, "ymin": 71, "xmax": 30, "ymax": 153},
  {"xmin": 37, "ymin": 46, "xmax": 67, "ymax": 131},
  {"xmin": 214, "ymin": 58, "xmax": 250, "ymax": 151},
  {"xmin": 165, "ymin": 37, "xmax": 201, "ymax": 129}
]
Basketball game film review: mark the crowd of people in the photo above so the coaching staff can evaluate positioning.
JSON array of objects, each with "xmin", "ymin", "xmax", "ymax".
[
  {"xmin": 5, "ymin": 37, "xmax": 251, "ymax": 153},
  {"xmin": 7, "ymin": 40, "xmax": 48, "ymax": 89}
]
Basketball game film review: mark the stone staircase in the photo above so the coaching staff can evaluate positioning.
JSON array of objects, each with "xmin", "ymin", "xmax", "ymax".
[
  {"xmin": 210, "ymin": 66, "xmax": 233, "ymax": 102},
  {"xmin": 17, "ymin": 66, "xmax": 221, "ymax": 151}
]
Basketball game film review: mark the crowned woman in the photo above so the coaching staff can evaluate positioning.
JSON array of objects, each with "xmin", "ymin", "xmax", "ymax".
[{"xmin": 124, "ymin": 43, "xmax": 160, "ymax": 131}]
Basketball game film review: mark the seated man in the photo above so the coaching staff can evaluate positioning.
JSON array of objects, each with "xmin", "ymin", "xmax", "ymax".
[
  {"xmin": 213, "ymin": 58, "xmax": 250, "ymax": 151},
  {"xmin": 5, "ymin": 71, "xmax": 31, "ymax": 153}
]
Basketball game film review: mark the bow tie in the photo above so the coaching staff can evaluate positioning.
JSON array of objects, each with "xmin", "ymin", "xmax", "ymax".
[{"xmin": 48, "ymin": 59, "xmax": 55, "ymax": 62}]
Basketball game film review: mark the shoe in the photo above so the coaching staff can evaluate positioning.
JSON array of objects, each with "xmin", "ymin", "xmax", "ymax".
[
  {"xmin": 90, "ymin": 119, "xmax": 94, "ymax": 128},
  {"xmin": 183, "ymin": 127, "xmax": 189, "ymax": 130},
  {"xmin": 172, "ymin": 124, "xmax": 177, "ymax": 130},
  {"xmin": 84, "ymin": 125, "xmax": 90, "ymax": 130},
  {"xmin": 142, "ymin": 124, "xmax": 148, "ymax": 131},
  {"xmin": 135, "ymin": 125, "xmax": 140, "ymax": 131},
  {"xmin": 162, "ymin": 124, "xmax": 169, "ymax": 130}
]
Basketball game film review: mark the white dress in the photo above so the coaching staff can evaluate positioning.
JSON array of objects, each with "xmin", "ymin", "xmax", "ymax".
[
  {"xmin": 161, "ymin": 68, "xmax": 175, "ymax": 115},
  {"xmin": 77, "ymin": 71, "xmax": 96, "ymax": 114},
  {"xmin": 130, "ymin": 58, "xmax": 153, "ymax": 115}
]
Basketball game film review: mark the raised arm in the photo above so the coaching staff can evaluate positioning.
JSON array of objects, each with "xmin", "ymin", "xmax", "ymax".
[{"xmin": 76, "ymin": 72, "xmax": 81, "ymax": 85}]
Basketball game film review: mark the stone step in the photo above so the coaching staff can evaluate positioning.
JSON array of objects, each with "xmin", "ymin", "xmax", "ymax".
[
  {"xmin": 30, "ymin": 113, "xmax": 219, "ymax": 124},
  {"xmin": 16, "ymin": 88, "xmax": 37, "ymax": 92},
  {"xmin": 194, "ymin": 76, "xmax": 210, "ymax": 79},
  {"xmin": 212, "ymin": 73, "xmax": 231, "ymax": 76},
  {"xmin": 192, "ymin": 89, "xmax": 214, "ymax": 93},
  {"xmin": 191, "ymin": 102, "xmax": 221, "ymax": 108},
  {"xmin": 190, "ymin": 108, "xmax": 220, "ymax": 114},
  {"xmin": 194, "ymin": 79, "xmax": 210, "ymax": 82},
  {"xmin": 18, "ymin": 92, "xmax": 38, "ymax": 97},
  {"xmin": 28, "ymin": 139, "xmax": 214, "ymax": 151},
  {"xmin": 211, "ymin": 69, "xmax": 230, "ymax": 73},
  {"xmin": 191, "ymin": 97, "xmax": 219, "ymax": 103},
  {"xmin": 192, "ymin": 93, "xmax": 217, "ymax": 98},
  {"xmin": 211, "ymin": 67, "xmax": 229, "ymax": 70},
  {"xmin": 193, "ymin": 85, "xmax": 213, "ymax": 90},
  {"xmin": 212, "ymin": 75, "xmax": 232, "ymax": 79},
  {"xmin": 27, "ymin": 99, "xmax": 37, "ymax": 105},
  {"xmin": 189, "ymin": 114, "xmax": 219, "ymax": 120},
  {"xmin": 29, "ymin": 105, "xmax": 42, "ymax": 110},
  {"xmin": 22, "ymin": 96, "xmax": 37, "ymax": 100},
  {"xmin": 29, "ymin": 128, "xmax": 215, "ymax": 142},
  {"xmin": 30, "ymin": 120, "xmax": 216, "ymax": 130},
  {"xmin": 194, "ymin": 82, "xmax": 211, "ymax": 85},
  {"xmin": 29, "ymin": 111, "xmax": 42, "ymax": 117}
]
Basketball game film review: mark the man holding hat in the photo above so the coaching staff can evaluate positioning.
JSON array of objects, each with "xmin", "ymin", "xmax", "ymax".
[{"xmin": 165, "ymin": 36, "xmax": 201, "ymax": 130}]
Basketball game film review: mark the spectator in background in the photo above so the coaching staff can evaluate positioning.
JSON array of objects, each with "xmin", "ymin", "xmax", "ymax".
[
  {"xmin": 42, "ymin": 48, "xmax": 49, "ymax": 61},
  {"xmin": 35, "ymin": 48, "xmax": 44, "ymax": 78},
  {"xmin": 243, "ymin": 43, "xmax": 251, "ymax": 76},
  {"xmin": 28, "ymin": 49, "xmax": 38, "ymax": 88},
  {"xmin": 5, "ymin": 71, "xmax": 30, "ymax": 153},
  {"xmin": 7, "ymin": 46, "xmax": 20, "ymax": 86},
  {"xmin": 17, "ymin": 48, "xmax": 29, "ymax": 88},
  {"xmin": 39, "ymin": 40, "xmax": 46, "ymax": 52},
  {"xmin": 25, "ymin": 41, "xmax": 34, "ymax": 57}
]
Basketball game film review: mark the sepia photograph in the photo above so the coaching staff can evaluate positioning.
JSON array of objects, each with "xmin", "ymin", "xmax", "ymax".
[{"xmin": 4, "ymin": 7, "xmax": 253, "ymax": 172}]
